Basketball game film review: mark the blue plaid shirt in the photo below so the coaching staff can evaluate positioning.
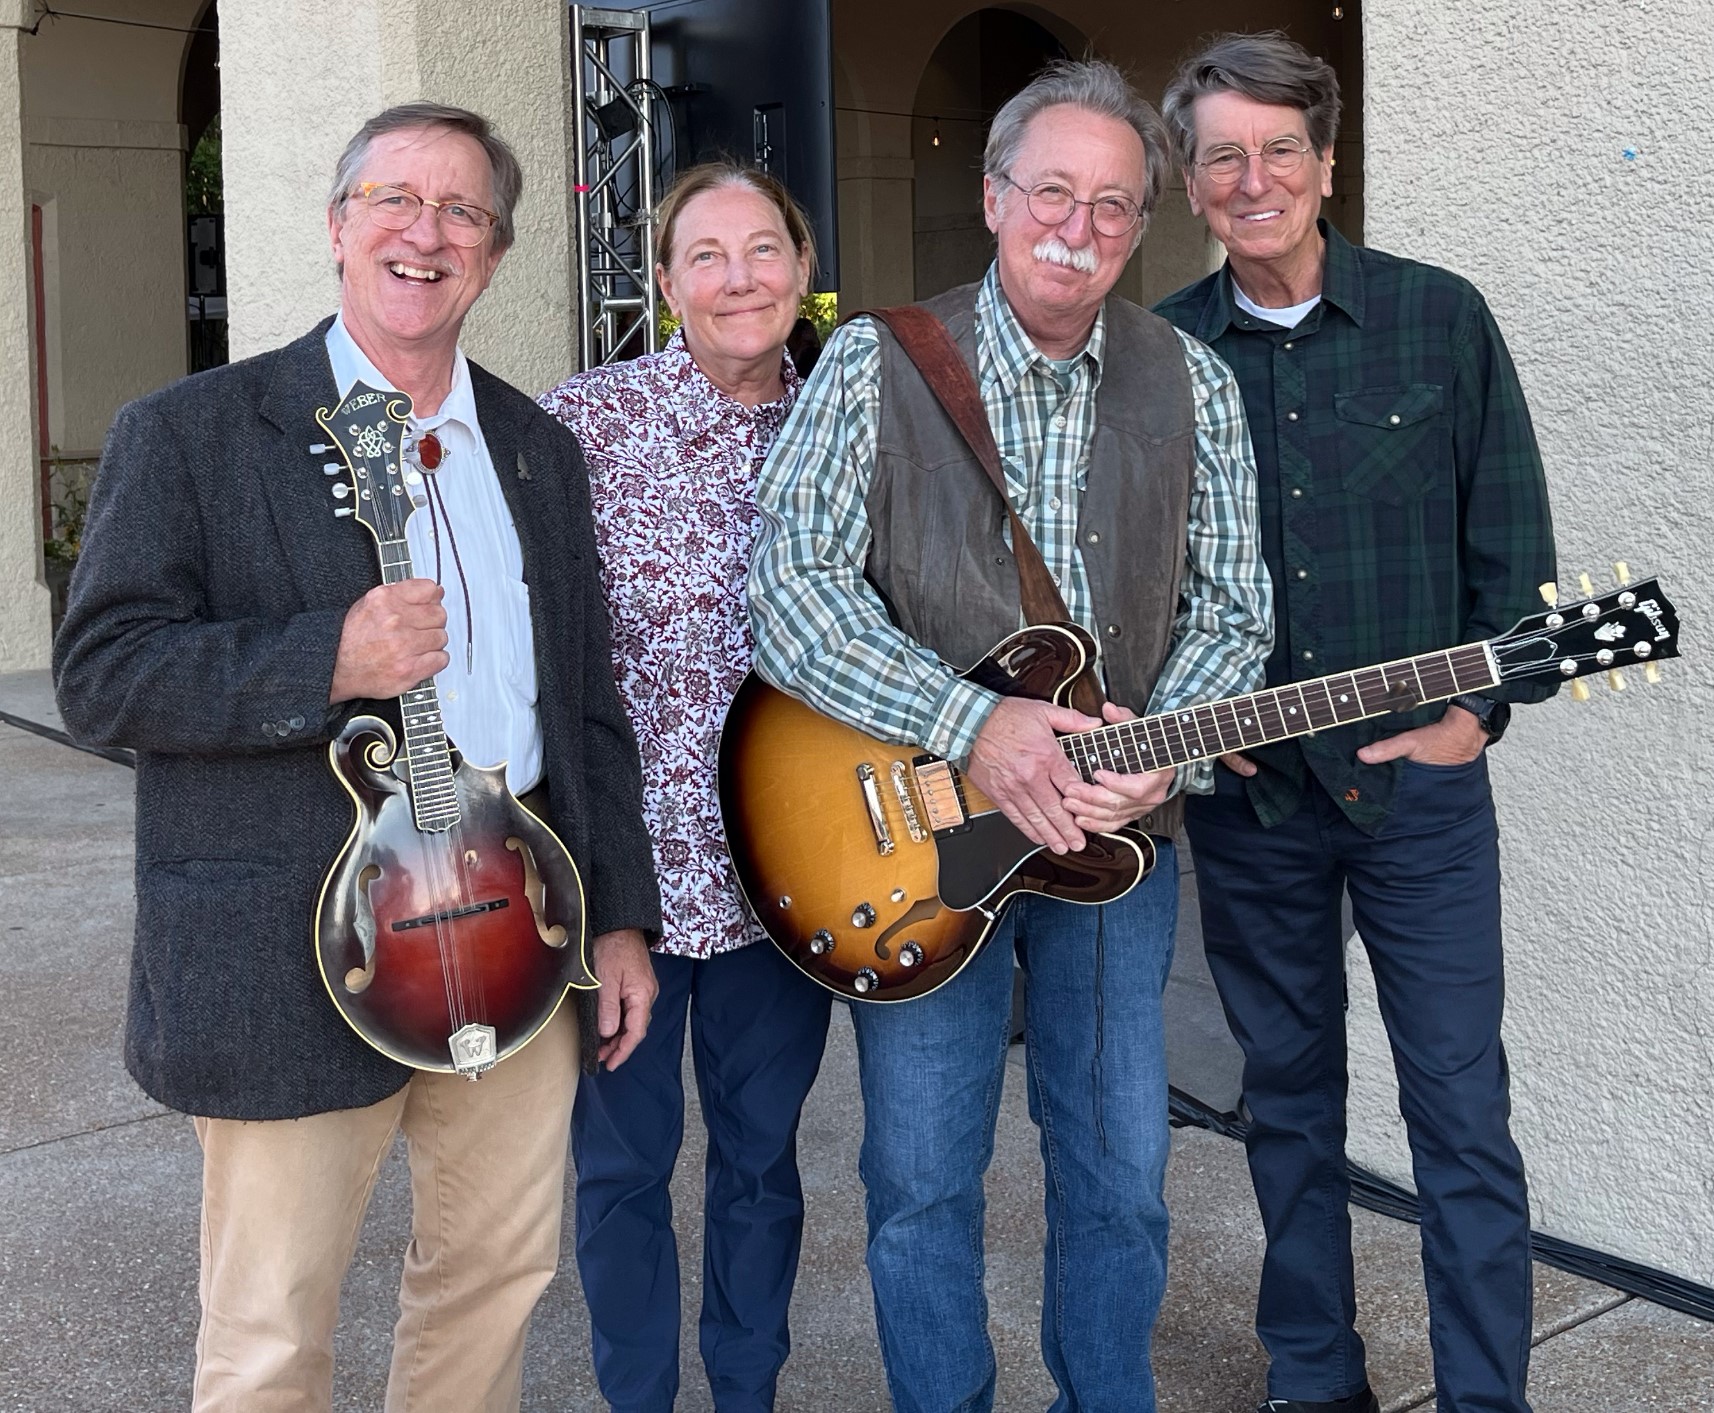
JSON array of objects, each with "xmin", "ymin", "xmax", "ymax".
[{"xmin": 749, "ymin": 263, "xmax": 1273, "ymax": 795}]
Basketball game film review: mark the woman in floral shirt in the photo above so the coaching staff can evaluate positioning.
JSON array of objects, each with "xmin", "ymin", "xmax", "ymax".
[{"xmin": 540, "ymin": 163, "xmax": 831, "ymax": 1412}]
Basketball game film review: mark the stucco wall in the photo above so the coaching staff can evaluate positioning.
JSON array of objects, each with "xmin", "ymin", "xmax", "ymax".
[
  {"xmin": 1353, "ymin": 1, "xmax": 1713, "ymax": 1282},
  {"xmin": 223, "ymin": 0, "xmax": 577, "ymax": 396},
  {"xmin": 0, "ymin": 8, "xmax": 49, "ymax": 669}
]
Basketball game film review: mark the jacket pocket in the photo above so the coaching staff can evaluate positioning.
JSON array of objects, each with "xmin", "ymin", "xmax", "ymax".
[{"xmin": 1334, "ymin": 384, "xmax": 1447, "ymax": 505}]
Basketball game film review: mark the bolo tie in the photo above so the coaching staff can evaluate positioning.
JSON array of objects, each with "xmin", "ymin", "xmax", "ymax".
[{"xmin": 409, "ymin": 427, "xmax": 476, "ymax": 674}]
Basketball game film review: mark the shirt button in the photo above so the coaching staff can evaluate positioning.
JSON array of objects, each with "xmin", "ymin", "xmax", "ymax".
[
  {"xmin": 289, "ymin": 716, "xmax": 305, "ymax": 730},
  {"xmin": 1283, "ymin": 341, "xmax": 1294, "ymax": 350},
  {"xmin": 1106, "ymin": 624, "xmax": 1123, "ymax": 638},
  {"xmin": 1389, "ymin": 414, "xmax": 1402, "ymax": 425},
  {"xmin": 1049, "ymin": 496, "xmax": 1061, "ymax": 510},
  {"xmin": 1051, "ymin": 572, "xmax": 1062, "ymax": 586},
  {"xmin": 995, "ymin": 554, "xmax": 1008, "ymax": 565},
  {"xmin": 1296, "ymin": 569, "xmax": 1309, "ymax": 580},
  {"xmin": 1302, "ymin": 650, "xmax": 1315, "ymax": 661},
  {"xmin": 1053, "ymin": 416, "xmax": 1067, "ymax": 429},
  {"xmin": 1290, "ymin": 487, "xmax": 1304, "ymax": 499},
  {"xmin": 261, "ymin": 721, "xmax": 275, "ymax": 736},
  {"xmin": 1287, "ymin": 411, "xmax": 1300, "ymax": 422},
  {"xmin": 1078, "ymin": 454, "xmax": 1089, "ymax": 467},
  {"xmin": 1086, "ymin": 531, "xmax": 1101, "ymax": 545},
  {"xmin": 446, "ymin": 689, "xmax": 459, "ymax": 702}
]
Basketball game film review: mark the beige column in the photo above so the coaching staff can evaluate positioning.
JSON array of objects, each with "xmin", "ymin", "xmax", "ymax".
[
  {"xmin": 0, "ymin": 1, "xmax": 49, "ymax": 671},
  {"xmin": 222, "ymin": 0, "xmax": 576, "ymax": 393}
]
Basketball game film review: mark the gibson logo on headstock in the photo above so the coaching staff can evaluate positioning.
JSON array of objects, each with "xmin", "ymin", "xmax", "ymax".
[{"xmin": 1637, "ymin": 599, "xmax": 1673, "ymax": 642}]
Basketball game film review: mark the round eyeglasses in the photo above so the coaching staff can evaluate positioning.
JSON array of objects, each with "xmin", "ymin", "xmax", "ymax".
[
  {"xmin": 999, "ymin": 174, "xmax": 1142, "ymax": 238},
  {"xmin": 354, "ymin": 182, "xmax": 499, "ymax": 246},
  {"xmin": 1194, "ymin": 139, "xmax": 1317, "ymax": 186}
]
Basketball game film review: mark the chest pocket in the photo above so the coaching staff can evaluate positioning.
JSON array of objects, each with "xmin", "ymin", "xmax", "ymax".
[{"xmin": 1334, "ymin": 383, "xmax": 1447, "ymax": 505}]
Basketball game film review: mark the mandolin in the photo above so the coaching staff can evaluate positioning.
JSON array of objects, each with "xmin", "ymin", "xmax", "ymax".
[
  {"xmin": 719, "ymin": 578, "xmax": 1681, "ymax": 1003},
  {"xmin": 311, "ymin": 381, "xmax": 595, "ymax": 1077}
]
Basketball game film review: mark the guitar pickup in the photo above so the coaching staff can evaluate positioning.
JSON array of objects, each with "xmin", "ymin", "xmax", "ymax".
[{"xmin": 912, "ymin": 757, "xmax": 967, "ymax": 831}]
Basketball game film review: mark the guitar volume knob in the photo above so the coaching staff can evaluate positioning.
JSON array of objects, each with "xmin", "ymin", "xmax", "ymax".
[
  {"xmin": 851, "ymin": 903, "xmax": 876, "ymax": 928},
  {"xmin": 853, "ymin": 968, "xmax": 880, "ymax": 995},
  {"xmin": 898, "ymin": 941, "xmax": 924, "ymax": 968},
  {"xmin": 807, "ymin": 929, "xmax": 834, "ymax": 955}
]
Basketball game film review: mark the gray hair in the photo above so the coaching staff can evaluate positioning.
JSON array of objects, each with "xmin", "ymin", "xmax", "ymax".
[
  {"xmin": 328, "ymin": 102, "xmax": 524, "ymax": 250},
  {"xmin": 1161, "ymin": 32, "xmax": 1342, "ymax": 171},
  {"xmin": 983, "ymin": 58, "xmax": 1171, "ymax": 227}
]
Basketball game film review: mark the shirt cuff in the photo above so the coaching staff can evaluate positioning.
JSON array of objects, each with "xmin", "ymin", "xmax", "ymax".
[{"xmin": 922, "ymin": 675, "xmax": 1004, "ymax": 765}]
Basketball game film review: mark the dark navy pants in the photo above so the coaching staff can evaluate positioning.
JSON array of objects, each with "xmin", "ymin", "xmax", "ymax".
[
  {"xmin": 571, "ymin": 941, "xmax": 832, "ymax": 1413},
  {"xmin": 1185, "ymin": 756, "xmax": 1534, "ymax": 1413}
]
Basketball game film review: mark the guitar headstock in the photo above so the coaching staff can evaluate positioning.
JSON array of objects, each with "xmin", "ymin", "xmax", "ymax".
[
  {"xmin": 313, "ymin": 381, "xmax": 418, "ymax": 544},
  {"xmin": 1492, "ymin": 569, "xmax": 1681, "ymax": 692}
]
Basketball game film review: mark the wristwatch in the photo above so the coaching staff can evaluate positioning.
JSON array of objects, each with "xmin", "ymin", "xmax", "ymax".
[{"xmin": 1448, "ymin": 693, "xmax": 1511, "ymax": 744}]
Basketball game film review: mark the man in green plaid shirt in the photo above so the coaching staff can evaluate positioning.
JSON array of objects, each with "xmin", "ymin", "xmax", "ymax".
[{"xmin": 1156, "ymin": 32, "xmax": 1556, "ymax": 1413}]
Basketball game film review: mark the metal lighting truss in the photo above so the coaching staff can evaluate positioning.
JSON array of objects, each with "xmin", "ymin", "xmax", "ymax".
[{"xmin": 570, "ymin": 5, "xmax": 659, "ymax": 369}]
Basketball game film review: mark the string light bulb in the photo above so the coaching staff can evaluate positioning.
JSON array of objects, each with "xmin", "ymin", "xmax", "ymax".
[
  {"xmin": 932, "ymin": 118, "xmax": 941, "ymax": 148},
  {"xmin": 1332, "ymin": 3, "xmax": 1344, "ymax": 16}
]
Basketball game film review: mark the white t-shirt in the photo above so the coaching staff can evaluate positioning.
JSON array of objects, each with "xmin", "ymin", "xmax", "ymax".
[{"xmin": 1233, "ymin": 281, "xmax": 1322, "ymax": 330}]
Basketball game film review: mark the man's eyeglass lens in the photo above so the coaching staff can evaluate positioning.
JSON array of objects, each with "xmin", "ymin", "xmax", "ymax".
[
  {"xmin": 1198, "ymin": 141, "xmax": 1312, "ymax": 184},
  {"xmin": 1022, "ymin": 182, "xmax": 1140, "ymax": 237},
  {"xmin": 359, "ymin": 184, "xmax": 495, "ymax": 245}
]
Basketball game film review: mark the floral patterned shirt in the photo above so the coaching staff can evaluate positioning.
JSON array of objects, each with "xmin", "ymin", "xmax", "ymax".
[{"xmin": 539, "ymin": 332, "xmax": 800, "ymax": 958}]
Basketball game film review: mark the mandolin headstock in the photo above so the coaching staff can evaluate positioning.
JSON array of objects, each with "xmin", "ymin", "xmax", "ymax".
[{"xmin": 313, "ymin": 381, "xmax": 418, "ymax": 544}]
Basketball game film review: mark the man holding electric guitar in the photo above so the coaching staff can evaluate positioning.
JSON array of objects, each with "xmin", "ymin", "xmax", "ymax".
[
  {"xmin": 747, "ymin": 60, "xmax": 1275, "ymax": 1413},
  {"xmin": 54, "ymin": 104, "xmax": 660, "ymax": 1411}
]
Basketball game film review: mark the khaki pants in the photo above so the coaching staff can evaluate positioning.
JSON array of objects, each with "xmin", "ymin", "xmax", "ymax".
[{"xmin": 190, "ymin": 1006, "xmax": 578, "ymax": 1413}]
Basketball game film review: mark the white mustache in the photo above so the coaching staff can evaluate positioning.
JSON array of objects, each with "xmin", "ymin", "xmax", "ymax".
[{"xmin": 1032, "ymin": 236, "xmax": 1098, "ymax": 274}]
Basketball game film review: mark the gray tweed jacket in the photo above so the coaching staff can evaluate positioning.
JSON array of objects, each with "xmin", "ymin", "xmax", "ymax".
[{"xmin": 53, "ymin": 320, "xmax": 662, "ymax": 1119}]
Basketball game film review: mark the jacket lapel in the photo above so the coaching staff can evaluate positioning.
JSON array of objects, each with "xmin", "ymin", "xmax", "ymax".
[{"xmin": 257, "ymin": 318, "xmax": 384, "ymax": 611}]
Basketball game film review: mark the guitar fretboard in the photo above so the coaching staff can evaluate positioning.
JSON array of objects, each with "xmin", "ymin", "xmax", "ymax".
[
  {"xmin": 379, "ymin": 538, "xmax": 459, "ymax": 832},
  {"xmin": 1061, "ymin": 643, "xmax": 1498, "ymax": 780}
]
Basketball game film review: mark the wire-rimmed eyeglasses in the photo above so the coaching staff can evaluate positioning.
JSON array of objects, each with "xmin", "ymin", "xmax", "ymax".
[
  {"xmin": 1194, "ymin": 139, "xmax": 1318, "ymax": 186},
  {"xmin": 998, "ymin": 174, "xmax": 1142, "ymax": 238},
  {"xmin": 353, "ymin": 182, "xmax": 499, "ymax": 246}
]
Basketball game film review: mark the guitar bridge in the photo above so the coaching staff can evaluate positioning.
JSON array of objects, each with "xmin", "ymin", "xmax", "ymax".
[{"xmin": 890, "ymin": 761, "xmax": 927, "ymax": 843}]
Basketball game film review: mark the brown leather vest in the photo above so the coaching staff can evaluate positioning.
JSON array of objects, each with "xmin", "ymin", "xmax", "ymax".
[{"xmin": 863, "ymin": 281, "xmax": 1197, "ymax": 835}]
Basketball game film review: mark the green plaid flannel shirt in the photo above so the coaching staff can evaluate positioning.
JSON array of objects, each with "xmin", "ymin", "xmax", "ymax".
[
  {"xmin": 1154, "ymin": 222, "xmax": 1558, "ymax": 830},
  {"xmin": 749, "ymin": 263, "xmax": 1273, "ymax": 797}
]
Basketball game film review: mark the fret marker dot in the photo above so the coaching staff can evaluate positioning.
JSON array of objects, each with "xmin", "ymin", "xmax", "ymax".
[{"xmin": 1288, "ymin": 707, "xmax": 1298, "ymax": 715}]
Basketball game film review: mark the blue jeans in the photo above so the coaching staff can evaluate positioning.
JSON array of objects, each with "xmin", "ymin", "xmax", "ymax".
[
  {"xmin": 571, "ymin": 942, "xmax": 832, "ymax": 1413},
  {"xmin": 1186, "ymin": 758, "xmax": 1533, "ymax": 1412},
  {"xmin": 851, "ymin": 844, "xmax": 1178, "ymax": 1413}
]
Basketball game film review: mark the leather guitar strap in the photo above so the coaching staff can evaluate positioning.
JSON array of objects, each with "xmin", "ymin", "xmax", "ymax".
[{"xmin": 855, "ymin": 304, "xmax": 1106, "ymax": 716}]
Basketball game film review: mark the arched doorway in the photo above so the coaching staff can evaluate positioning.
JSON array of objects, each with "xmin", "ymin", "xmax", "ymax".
[{"xmin": 910, "ymin": 8, "xmax": 1080, "ymax": 299}]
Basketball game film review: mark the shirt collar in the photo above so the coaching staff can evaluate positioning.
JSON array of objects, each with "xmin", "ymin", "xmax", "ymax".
[
  {"xmin": 660, "ymin": 328, "xmax": 802, "ymax": 441},
  {"xmin": 1196, "ymin": 219, "xmax": 1367, "ymax": 340},
  {"xmin": 975, "ymin": 262, "xmax": 1106, "ymax": 394},
  {"xmin": 324, "ymin": 313, "xmax": 477, "ymax": 434}
]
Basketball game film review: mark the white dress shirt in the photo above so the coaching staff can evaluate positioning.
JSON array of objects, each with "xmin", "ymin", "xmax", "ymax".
[{"xmin": 325, "ymin": 316, "xmax": 543, "ymax": 793}]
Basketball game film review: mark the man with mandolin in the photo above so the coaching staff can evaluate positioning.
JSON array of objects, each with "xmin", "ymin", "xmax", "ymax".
[
  {"xmin": 1154, "ymin": 33, "xmax": 1559, "ymax": 1413},
  {"xmin": 54, "ymin": 103, "xmax": 661, "ymax": 1411},
  {"xmin": 748, "ymin": 59, "xmax": 1274, "ymax": 1413}
]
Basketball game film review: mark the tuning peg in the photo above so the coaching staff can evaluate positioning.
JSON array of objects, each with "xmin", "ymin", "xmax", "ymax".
[
  {"xmin": 1613, "ymin": 561, "xmax": 1631, "ymax": 586},
  {"xmin": 331, "ymin": 483, "xmax": 350, "ymax": 499},
  {"xmin": 1645, "ymin": 662, "xmax": 1662, "ymax": 685},
  {"xmin": 1606, "ymin": 669, "xmax": 1626, "ymax": 692},
  {"xmin": 323, "ymin": 462, "xmax": 343, "ymax": 476},
  {"xmin": 1537, "ymin": 581, "xmax": 1560, "ymax": 608},
  {"xmin": 334, "ymin": 507, "xmax": 355, "ymax": 518},
  {"xmin": 1569, "ymin": 679, "xmax": 1591, "ymax": 702},
  {"xmin": 309, "ymin": 442, "xmax": 332, "ymax": 455},
  {"xmin": 1578, "ymin": 572, "xmax": 1595, "ymax": 598}
]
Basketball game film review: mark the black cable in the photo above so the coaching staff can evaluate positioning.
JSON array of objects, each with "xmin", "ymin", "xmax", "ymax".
[
  {"xmin": 19, "ymin": 3, "xmax": 217, "ymax": 35},
  {"xmin": 0, "ymin": 708, "xmax": 134, "ymax": 768},
  {"xmin": 1167, "ymin": 1087, "xmax": 1714, "ymax": 1323}
]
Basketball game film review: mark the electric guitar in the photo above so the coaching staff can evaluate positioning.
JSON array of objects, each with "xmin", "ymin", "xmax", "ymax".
[
  {"xmin": 718, "ymin": 578, "xmax": 1681, "ymax": 1003},
  {"xmin": 311, "ymin": 382, "xmax": 596, "ymax": 1076}
]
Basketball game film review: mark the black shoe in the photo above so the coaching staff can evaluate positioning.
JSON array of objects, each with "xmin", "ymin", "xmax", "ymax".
[{"xmin": 1256, "ymin": 1390, "xmax": 1381, "ymax": 1413}]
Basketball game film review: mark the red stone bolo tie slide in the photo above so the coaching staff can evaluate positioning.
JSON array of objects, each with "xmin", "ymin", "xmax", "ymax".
[{"xmin": 416, "ymin": 430, "xmax": 445, "ymax": 470}]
